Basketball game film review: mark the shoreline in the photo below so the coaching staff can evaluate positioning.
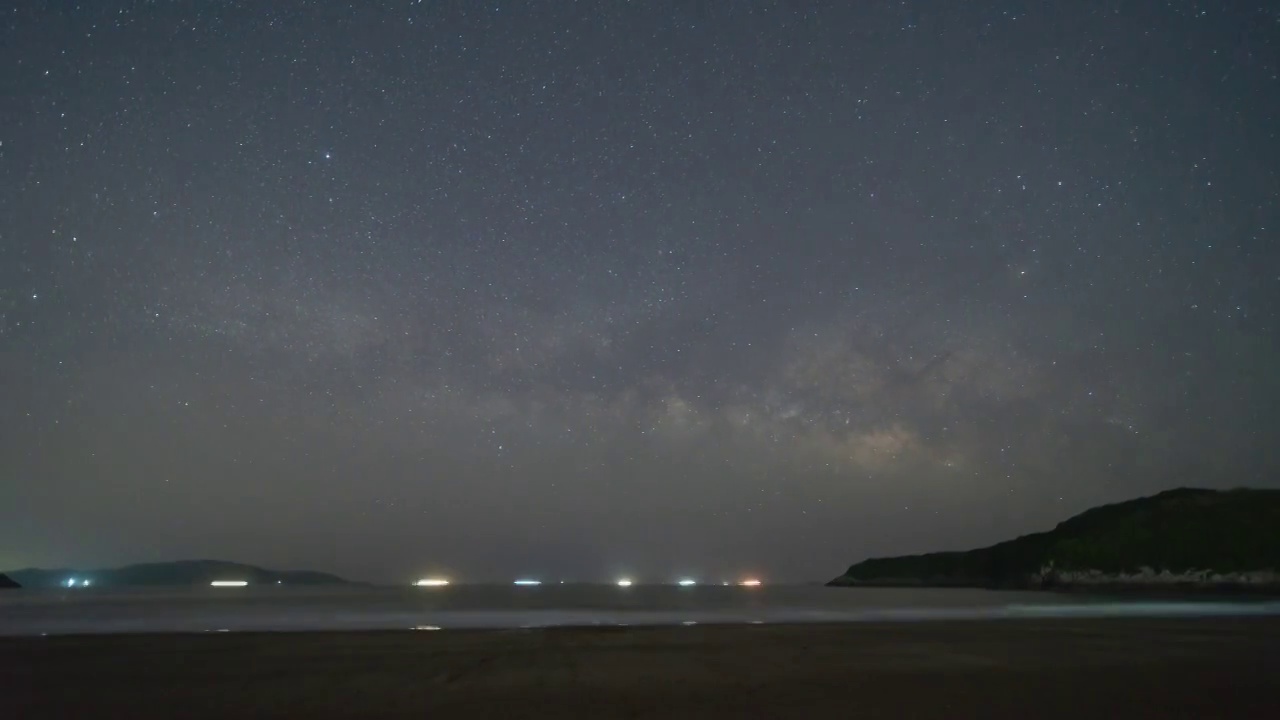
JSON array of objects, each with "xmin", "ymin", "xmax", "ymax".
[
  {"xmin": 827, "ymin": 579, "xmax": 1280, "ymax": 595},
  {"xmin": 7, "ymin": 597, "xmax": 1280, "ymax": 637},
  {"xmin": 7, "ymin": 617, "xmax": 1279, "ymax": 718}
]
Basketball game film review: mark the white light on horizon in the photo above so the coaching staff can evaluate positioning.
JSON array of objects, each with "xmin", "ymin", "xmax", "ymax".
[
  {"xmin": 513, "ymin": 579, "xmax": 541, "ymax": 586},
  {"xmin": 677, "ymin": 579, "xmax": 696, "ymax": 587},
  {"xmin": 82, "ymin": 579, "xmax": 91, "ymax": 587},
  {"xmin": 210, "ymin": 580, "xmax": 248, "ymax": 587},
  {"xmin": 413, "ymin": 578, "xmax": 450, "ymax": 587},
  {"xmin": 739, "ymin": 579, "xmax": 762, "ymax": 587},
  {"xmin": 616, "ymin": 579, "xmax": 633, "ymax": 587}
]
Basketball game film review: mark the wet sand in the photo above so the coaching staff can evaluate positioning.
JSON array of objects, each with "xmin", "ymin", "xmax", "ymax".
[{"xmin": 6, "ymin": 617, "xmax": 1279, "ymax": 718}]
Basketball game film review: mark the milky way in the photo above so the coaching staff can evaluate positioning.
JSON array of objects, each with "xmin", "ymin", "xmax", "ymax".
[{"xmin": 2, "ymin": 2, "xmax": 1277, "ymax": 582}]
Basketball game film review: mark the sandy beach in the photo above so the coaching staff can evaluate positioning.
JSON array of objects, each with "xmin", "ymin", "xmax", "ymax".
[{"xmin": 6, "ymin": 617, "xmax": 1279, "ymax": 718}]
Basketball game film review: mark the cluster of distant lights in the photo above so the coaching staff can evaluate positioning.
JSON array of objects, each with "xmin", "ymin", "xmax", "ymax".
[
  {"xmin": 201, "ymin": 577, "xmax": 765, "ymax": 588},
  {"xmin": 412, "ymin": 578, "xmax": 763, "ymax": 587},
  {"xmin": 71, "ymin": 577, "xmax": 256, "ymax": 588}
]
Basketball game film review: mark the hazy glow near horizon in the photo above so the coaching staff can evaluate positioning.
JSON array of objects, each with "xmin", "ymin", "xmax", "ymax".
[
  {"xmin": 677, "ymin": 579, "xmax": 696, "ymax": 586},
  {"xmin": 513, "ymin": 579, "xmax": 541, "ymax": 586},
  {"xmin": 413, "ymin": 578, "xmax": 450, "ymax": 587},
  {"xmin": 616, "ymin": 579, "xmax": 633, "ymax": 587},
  {"xmin": 739, "ymin": 579, "xmax": 762, "ymax": 587},
  {"xmin": 210, "ymin": 580, "xmax": 248, "ymax": 587}
]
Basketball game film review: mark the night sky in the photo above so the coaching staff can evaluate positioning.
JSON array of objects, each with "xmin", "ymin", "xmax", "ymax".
[{"xmin": 2, "ymin": 1, "xmax": 1278, "ymax": 583}]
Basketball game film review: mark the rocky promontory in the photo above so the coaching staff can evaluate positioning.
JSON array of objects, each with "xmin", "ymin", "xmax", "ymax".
[{"xmin": 829, "ymin": 488, "xmax": 1280, "ymax": 592}]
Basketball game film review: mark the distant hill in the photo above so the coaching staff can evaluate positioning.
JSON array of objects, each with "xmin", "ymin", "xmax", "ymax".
[
  {"xmin": 828, "ymin": 488, "xmax": 1280, "ymax": 591},
  {"xmin": 4, "ymin": 560, "xmax": 355, "ymax": 589},
  {"xmin": 0, "ymin": 573, "xmax": 19, "ymax": 589}
]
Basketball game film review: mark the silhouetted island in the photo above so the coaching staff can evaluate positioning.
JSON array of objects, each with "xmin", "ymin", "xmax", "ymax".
[
  {"xmin": 829, "ymin": 488, "xmax": 1280, "ymax": 592},
  {"xmin": 0, "ymin": 573, "xmax": 20, "ymax": 589},
  {"xmin": 3, "ymin": 560, "xmax": 354, "ymax": 589}
]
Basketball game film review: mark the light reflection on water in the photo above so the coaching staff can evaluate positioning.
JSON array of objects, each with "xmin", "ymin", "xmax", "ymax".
[{"xmin": 2, "ymin": 585, "xmax": 1277, "ymax": 636}]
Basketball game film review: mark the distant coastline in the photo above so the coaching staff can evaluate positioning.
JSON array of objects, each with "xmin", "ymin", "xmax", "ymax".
[
  {"xmin": 828, "ymin": 488, "xmax": 1280, "ymax": 593},
  {"xmin": 3, "ymin": 560, "xmax": 355, "ymax": 589}
]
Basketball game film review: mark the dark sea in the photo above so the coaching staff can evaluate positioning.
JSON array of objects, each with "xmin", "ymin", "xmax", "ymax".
[{"xmin": 4, "ymin": 584, "xmax": 1279, "ymax": 636}]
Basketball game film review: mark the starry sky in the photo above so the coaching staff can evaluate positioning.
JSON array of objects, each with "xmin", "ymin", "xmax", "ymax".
[{"xmin": 1, "ymin": 1, "xmax": 1278, "ymax": 583}]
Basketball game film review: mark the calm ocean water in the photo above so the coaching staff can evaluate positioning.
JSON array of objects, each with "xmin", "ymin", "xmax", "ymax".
[{"xmin": 2, "ymin": 585, "xmax": 1278, "ymax": 636}]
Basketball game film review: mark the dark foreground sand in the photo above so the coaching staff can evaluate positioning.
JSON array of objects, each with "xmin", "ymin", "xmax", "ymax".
[{"xmin": 6, "ymin": 617, "xmax": 1280, "ymax": 719}]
